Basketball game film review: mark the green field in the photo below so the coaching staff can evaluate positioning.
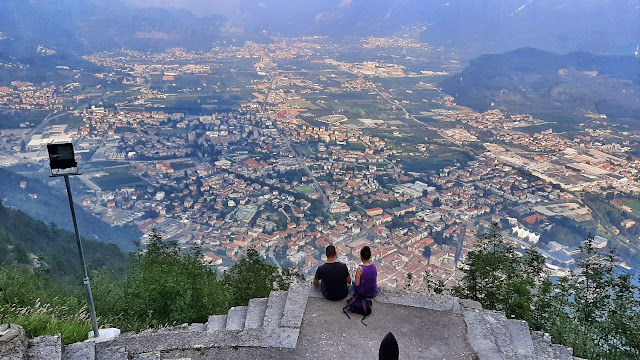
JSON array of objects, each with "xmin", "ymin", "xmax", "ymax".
[
  {"xmin": 346, "ymin": 142, "xmax": 366, "ymax": 152},
  {"xmin": 295, "ymin": 185, "xmax": 316, "ymax": 194},
  {"xmin": 90, "ymin": 167, "xmax": 146, "ymax": 190},
  {"xmin": 171, "ymin": 161, "xmax": 194, "ymax": 171},
  {"xmin": 622, "ymin": 200, "xmax": 640, "ymax": 213},
  {"xmin": 397, "ymin": 149, "xmax": 473, "ymax": 173},
  {"xmin": 291, "ymin": 143, "xmax": 314, "ymax": 156}
]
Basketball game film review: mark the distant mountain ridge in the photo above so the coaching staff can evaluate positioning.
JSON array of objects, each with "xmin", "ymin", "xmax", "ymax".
[
  {"xmin": 440, "ymin": 48, "xmax": 640, "ymax": 120},
  {"xmin": 1, "ymin": 0, "xmax": 638, "ymax": 59},
  {"xmin": 0, "ymin": 0, "xmax": 225, "ymax": 57}
]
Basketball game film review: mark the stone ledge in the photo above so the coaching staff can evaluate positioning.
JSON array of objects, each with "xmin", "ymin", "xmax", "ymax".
[
  {"xmin": 101, "ymin": 327, "xmax": 300, "ymax": 355},
  {"xmin": 27, "ymin": 335, "xmax": 62, "ymax": 360},
  {"xmin": 375, "ymin": 288, "xmax": 462, "ymax": 312},
  {"xmin": 463, "ymin": 309, "xmax": 504, "ymax": 360},
  {"xmin": 63, "ymin": 341, "xmax": 96, "ymax": 360}
]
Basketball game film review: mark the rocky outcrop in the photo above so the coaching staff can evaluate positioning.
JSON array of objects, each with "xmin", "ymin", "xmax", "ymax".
[{"xmin": 0, "ymin": 324, "xmax": 28, "ymax": 360}]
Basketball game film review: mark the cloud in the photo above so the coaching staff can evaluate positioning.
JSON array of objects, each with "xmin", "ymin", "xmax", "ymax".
[
  {"xmin": 315, "ymin": 12, "xmax": 336, "ymax": 22},
  {"xmin": 339, "ymin": 0, "xmax": 352, "ymax": 8},
  {"xmin": 257, "ymin": 2, "xmax": 267, "ymax": 8}
]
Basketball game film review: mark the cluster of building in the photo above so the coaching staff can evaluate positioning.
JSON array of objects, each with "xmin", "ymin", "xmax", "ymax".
[
  {"xmin": 1, "ymin": 35, "xmax": 639, "ymax": 290},
  {"xmin": 0, "ymin": 81, "xmax": 60, "ymax": 111}
]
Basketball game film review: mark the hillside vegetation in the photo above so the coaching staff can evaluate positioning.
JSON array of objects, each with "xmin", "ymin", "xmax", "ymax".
[
  {"xmin": 448, "ymin": 224, "xmax": 640, "ymax": 360},
  {"xmin": 0, "ymin": 168, "xmax": 141, "ymax": 251},
  {"xmin": 441, "ymin": 48, "xmax": 640, "ymax": 121},
  {"xmin": 0, "ymin": 200, "xmax": 129, "ymax": 281},
  {"xmin": 0, "ymin": 230, "xmax": 301, "ymax": 344}
]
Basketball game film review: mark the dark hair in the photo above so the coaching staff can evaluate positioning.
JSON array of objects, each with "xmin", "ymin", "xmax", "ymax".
[
  {"xmin": 326, "ymin": 245, "xmax": 336, "ymax": 258},
  {"xmin": 360, "ymin": 246, "xmax": 372, "ymax": 260}
]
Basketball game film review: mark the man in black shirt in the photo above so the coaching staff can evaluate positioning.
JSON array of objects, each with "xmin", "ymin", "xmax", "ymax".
[{"xmin": 313, "ymin": 245, "xmax": 351, "ymax": 301}]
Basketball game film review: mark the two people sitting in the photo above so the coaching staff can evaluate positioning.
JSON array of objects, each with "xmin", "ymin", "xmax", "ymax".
[{"xmin": 313, "ymin": 244, "xmax": 378, "ymax": 301}]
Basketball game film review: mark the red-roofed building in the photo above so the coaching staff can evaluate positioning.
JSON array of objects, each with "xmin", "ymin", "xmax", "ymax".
[{"xmin": 523, "ymin": 214, "xmax": 546, "ymax": 225}]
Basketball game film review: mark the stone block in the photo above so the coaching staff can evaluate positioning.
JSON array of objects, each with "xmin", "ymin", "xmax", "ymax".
[
  {"xmin": 225, "ymin": 306, "xmax": 248, "ymax": 331},
  {"xmin": 96, "ymin": 346, "xmax": 127, "ymax": 360},
  {"xmin": 459, "ymin": 298, "xmax": 482, "ymax": 310},
  {"xmin": 62, "ymin": 341, "xmax": 95, "ymax": 360},
  {"xmin": 244, "ymin": 298, "xmax": 268, "ymax": 330},
  {"xmin": 206, "ymin": 315, "xmax": 227, "ymax": 331},
  {"xmin": 263, "ymin": 291, "xmax": 287, "ymax": 329},
  {"xmin": 551, "ymin": 344, "xmax": 574, "ymax": 360},
  {"xmin": 280, "ymin": 286, "xmax": 310, "ymax": 328},
  {"xmin": 187, "ymin": 323, "xmax": 206, "ymax": 332},
  {"xmin": 462, "ymin": 310, "xmax": 504, "ymax": 360},
  {"xmin": 484, "ymin": 311, "xmax": 516, "ymax": 359},
  {"xmin": 376, "ymin": 289, "xmax": 461, "ymax": 311},
  {"xmin": 505, "ymin": 319, "xmax": 535, "ymax": 359},
  {"xmin": 0, "ymin": 324, "xmax": 27, "ymax": 360},
  {"xmin": 531, "ymin": 331, "xmax": 554, "ymax": 359},
  {"xmin": 132, "ymin": 351, "xmax": 161, "ymax": 360},
  {"xmin": 27, "ymin": 335, "xmax": 62, "ymax": 360}
]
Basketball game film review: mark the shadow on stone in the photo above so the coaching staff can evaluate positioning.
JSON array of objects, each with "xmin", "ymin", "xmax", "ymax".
[{"xmin": 379, "ymin": 332, "xmax": 399, "ymax": 360}]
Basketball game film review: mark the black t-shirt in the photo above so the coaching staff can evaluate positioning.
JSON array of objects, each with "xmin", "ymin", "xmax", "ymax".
[{"xmin": 314, "ymin": 262, "xmax": 349, "ymax": 301}]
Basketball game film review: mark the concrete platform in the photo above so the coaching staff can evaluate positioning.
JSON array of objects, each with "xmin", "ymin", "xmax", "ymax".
[{"xmin": 162, "ymin": 296, "xmax": 475, "ymax": 360}]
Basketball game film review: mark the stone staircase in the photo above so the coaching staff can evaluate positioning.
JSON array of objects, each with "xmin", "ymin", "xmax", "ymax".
[{"xmin": 5, "ymin": 286, "xmax": 586, "ymax": 360}]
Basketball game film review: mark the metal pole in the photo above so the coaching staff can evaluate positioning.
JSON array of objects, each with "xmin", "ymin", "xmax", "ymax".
[{"xmin": 64, "ymin": 175, "xmax": 100, "ymax": 338}]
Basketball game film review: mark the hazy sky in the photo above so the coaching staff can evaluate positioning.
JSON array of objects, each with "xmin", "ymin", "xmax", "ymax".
[{"xmin": 123, "ymin": 0, "xmax": 237, "ymax": 16}]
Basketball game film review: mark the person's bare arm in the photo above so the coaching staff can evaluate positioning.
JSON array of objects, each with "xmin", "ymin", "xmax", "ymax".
[
  {"xmin": 346, "ymin": 275, "xmax": 352, "ymax": 284},
  {"xmin": 313, "ymin": 278, "xmax": 320, "ymax": 287},
  {"xmin": 355, "ymin": 266, "xmax": 362, "ymax": 286}
]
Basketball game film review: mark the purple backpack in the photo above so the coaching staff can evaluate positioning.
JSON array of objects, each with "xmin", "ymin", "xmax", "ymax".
[{"xmin": 343, "ymin": 294, "xmax": 372, "ymax": 325}]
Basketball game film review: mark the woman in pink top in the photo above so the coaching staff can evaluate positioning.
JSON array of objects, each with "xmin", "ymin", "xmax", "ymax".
[{"xmin": 353, "ymin": 246, "xmax": 378, "ymax": 298}]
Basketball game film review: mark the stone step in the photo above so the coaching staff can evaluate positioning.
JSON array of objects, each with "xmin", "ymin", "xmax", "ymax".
[
  {"xmin": 186, "ymin": 323, "xmax": 206, "ymax": 332},
  {"xmin": 505, "ymin": 319, "xmax": 535, "ymax": 360},
  {"xmin": 244, "ymin": 298, "xmax": 268, "ymax": 330},
  {"xmin": 131, "ymin": 351, "xmax": 161, "ymax": 360},
  {"xmin": 206, "ymin": 315, "xmax": 228, "ymax": 331},
  {"xmin": 27, "ymin": 335, "xmax": 62, "ymax": 360},
  {"xmin": 95, "ymin": 346, "xmax": 127, "ymax": 360},
  {"xmin": 463, "ymin": 309, "xmax": 504, "ymax": 360},
  {"xmin": 263, "ymin": 290, "xmax": 288, "ymax": 329},
  {"xmin": 225, "ymin": 306, "xmax": 248, "ymax": 331},
  {"xmin": 280, "ymin": 285, "xmax": 310, "ymax": 328},
  {"xmin": 531, "ymin": 331, "xmax": 554, "ymax": 359},
  {"xmin": 62, "ymin": 341, "xmax": 96, "ymax": 360},
  {"xmin": 484, "ymin": 311, "xmax": 517, "ymax": 359},
  {"xmin": 551, "ymin": 344, "xmax": 575, "ymax": 360},
  {"xmin": 102, "ymin": 327, "xmax": 300, "ymax": 355}
]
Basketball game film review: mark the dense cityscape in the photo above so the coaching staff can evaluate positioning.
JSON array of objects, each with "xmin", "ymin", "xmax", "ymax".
[{"xmin": 1, "ymin": 35, "xmax": 640, "ymax": 291}]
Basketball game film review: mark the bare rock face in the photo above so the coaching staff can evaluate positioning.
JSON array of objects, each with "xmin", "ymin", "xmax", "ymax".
[{"xmin": 0, "ymin": 324, "xmax": 28, "ymax": 359}]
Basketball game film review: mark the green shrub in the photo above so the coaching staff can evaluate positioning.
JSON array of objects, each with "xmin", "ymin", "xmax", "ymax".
[
  {"xmin": 1, "ymin": 232, "xmax": 304, "ymax": 343},
  {"xmin": 1, "ymin": 301, "xmax": 92, "ymax": 344},
  {"xmin": 0, "ymin": 264, "xmax": 92, "ymax": 344}
]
